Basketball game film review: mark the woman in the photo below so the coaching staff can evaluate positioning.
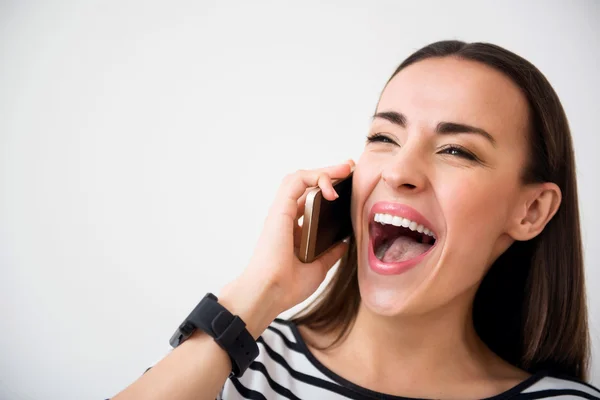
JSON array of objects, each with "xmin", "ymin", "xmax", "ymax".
[{"xmin": 111, "ymin": 41, "xmax": 600, "ymax": 399}]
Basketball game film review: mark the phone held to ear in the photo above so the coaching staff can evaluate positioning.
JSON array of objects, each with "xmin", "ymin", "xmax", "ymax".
[{"xmin": 298, "ymin": 171, "xmax": 353, "ymax": 263}]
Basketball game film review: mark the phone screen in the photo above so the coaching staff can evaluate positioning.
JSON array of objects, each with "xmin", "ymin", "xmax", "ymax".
[{"xmin": 313, "ymin": 173, "xmax": 353, "ymax": 257}]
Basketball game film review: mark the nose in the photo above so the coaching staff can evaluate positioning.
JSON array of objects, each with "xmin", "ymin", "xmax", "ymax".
[{"xmin": 381, "ymin": 140, "xmax": 429, "ymax": 194}]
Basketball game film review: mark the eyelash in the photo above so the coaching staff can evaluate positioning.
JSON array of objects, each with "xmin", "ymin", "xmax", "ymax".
[{"xmin": 366, "ymin": 133, "xmax": 479, "ymax": 162}]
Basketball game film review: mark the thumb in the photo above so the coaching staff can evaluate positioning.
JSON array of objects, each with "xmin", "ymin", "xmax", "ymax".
[{"xmin": 311, "ymin": 239, "xmax": 350, "ymax": 277}]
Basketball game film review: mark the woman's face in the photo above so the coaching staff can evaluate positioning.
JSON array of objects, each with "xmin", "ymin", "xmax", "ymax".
[{"xmin": 351, "ymin": 57, "xmax": 531, "ymax": 316}]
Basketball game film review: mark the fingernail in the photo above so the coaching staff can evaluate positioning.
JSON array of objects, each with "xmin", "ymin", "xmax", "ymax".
[{"xmin": 347, "ymin": 160, "xmax": 355, "ymax": 171}]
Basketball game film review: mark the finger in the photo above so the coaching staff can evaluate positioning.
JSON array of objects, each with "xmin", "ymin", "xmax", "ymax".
[
  {"xmin": 269, "ymin": 161, "xmax": 353, "ymax": 225},
  {"xmin": 295, "ymin": 160, "xmax": 354, "ymax": 218},
  {"xmin": 293, "ymin": 219, "xmax": 302, "ymax": 248},
  {"xmin": 296, "ymin": 190, "xmax": 310, "ymax": 220},
  {"xmin": 281, "ymin": 162, "xmax": 352, "ymax": 203},
  {"xmin": 310, "ymin": 240, "xmax": 349, "ymax": 277},
  {"xmin": 294, "ymin": 175, "xmax": 336, "ymax": 224},
  {"xmin": 318, "ymin": 173, "xmax": 338, "ymax": 201},
  {"xmin": 319, "ymin": 159, "xmax": 355, "ymax": 174}
]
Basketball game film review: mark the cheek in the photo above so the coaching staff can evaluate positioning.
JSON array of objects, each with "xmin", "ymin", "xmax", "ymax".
[
  {"xmin": 350, "ymin": 154, "xmax": 383, "ymax": 239},
  {"xmin": 443, "ymin": 180, "xmax": 490, "ymax": 224},
  {"xmin": 438, "ymin": 172, "xmax": 514, "ymax": 262},
  {"xmin": 413, "ymin": 176, "xmax": 508, "ymax": 309}
]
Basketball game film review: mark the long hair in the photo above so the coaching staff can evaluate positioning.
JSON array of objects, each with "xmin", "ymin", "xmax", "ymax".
[{"xmin": 291, "ymin": 40, "xmax": 590, "ymax": 381}]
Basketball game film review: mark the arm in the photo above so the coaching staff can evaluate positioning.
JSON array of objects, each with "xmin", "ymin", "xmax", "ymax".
[
  {"xmin": 109, "ymin": 161, "xmax": 353, "ymax": 400},
  {"xmin": 110, "ymin": 280, "xmax": 278, "ymax": 400}
]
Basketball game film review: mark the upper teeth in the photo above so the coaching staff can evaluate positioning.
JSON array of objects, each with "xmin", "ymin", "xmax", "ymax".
[{"xmin": 374, "ymin": 213, "xmax": 436, "ymax": 239}]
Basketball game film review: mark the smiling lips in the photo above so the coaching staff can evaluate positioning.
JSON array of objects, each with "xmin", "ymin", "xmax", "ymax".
[{"xmin": 367, "ymin": 202, "xmax": 438, "ymax": 275}]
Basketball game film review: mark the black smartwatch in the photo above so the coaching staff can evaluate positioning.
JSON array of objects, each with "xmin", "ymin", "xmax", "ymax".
[{"xmin": 169, "ymin": 293, "xmax": 259, "ymax": 377}]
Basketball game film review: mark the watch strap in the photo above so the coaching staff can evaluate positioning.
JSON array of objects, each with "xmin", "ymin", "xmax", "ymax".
[{"xmin": 169, "ymin": 293, "xmax": 259, "ymax": 377}]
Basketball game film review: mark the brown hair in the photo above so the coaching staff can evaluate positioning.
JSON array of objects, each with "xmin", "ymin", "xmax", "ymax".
[{"xmin": 291, "ymin": 40, "xmax": 591, "ymax": 381}]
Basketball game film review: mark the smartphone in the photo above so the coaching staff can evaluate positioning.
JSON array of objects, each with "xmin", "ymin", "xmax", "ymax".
[{"xmin": 298, "ymin": 171, "xmax": 353, "ymax": 263}]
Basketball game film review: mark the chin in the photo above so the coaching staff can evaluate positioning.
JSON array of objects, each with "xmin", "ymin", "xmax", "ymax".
[
  {"xmin": 356, "ymin": 257, "xmax": 421, "ymax": 317},
  {"xmin": 355, "ymin": 233, "xmax": 444, "ymax": 318},
  {"xmin": 360, "ymin": 287, "xmax": 410, "ymax": 316}
]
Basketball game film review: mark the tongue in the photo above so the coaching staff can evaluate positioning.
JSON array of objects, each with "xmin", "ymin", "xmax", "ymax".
[{"xmin": 381, "ymin": 236, "xmax": 432, "ymax": 263}]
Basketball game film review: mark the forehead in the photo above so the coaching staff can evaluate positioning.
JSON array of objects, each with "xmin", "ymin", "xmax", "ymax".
[{"xmin": 376, "ymin": 57, "xmax": 530, "ymax": 145}]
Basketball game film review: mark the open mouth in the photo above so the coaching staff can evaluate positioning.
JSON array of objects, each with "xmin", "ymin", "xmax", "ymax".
[{"xmin": 369, "ymin": 215, "xmax": 437, "ymax": 264}]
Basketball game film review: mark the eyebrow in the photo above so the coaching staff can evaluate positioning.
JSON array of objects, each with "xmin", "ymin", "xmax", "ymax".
[{"xmin": 372, "ymin": 111, "xmax": 497, "ymax": 148}]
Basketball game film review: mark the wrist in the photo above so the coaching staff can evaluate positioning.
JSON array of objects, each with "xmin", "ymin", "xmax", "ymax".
[{"xmin": 217, "ymin": 277, "xmax": 280, "ymax": 340}]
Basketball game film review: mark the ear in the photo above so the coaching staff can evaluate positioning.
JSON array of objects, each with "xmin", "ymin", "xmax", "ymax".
[{"xmin": 506, "ymin": 182, "xmax": 562, "ymax": 241}]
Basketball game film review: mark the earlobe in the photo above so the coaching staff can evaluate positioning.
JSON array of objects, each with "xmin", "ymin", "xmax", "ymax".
[{"xmin": 507, "ymin": 183, "xmax": 562, "ymax": 242}]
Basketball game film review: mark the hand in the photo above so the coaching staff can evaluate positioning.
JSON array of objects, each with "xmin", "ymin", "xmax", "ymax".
[{"xmin": 219, "ymin": 160, "xmax": 354, "ymax": 336}]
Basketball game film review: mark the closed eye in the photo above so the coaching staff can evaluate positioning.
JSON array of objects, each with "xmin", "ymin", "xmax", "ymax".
[
  {"xmin": 438, "ymin": 145, "xmax": 478, "ymax": 161},
  {"xmin": 366, "ymin": 133, "xmax": 395, "ymax": 144},
  {"xmin": 366, "ymin": 133, "xmax": 480, "ymax": 162}
]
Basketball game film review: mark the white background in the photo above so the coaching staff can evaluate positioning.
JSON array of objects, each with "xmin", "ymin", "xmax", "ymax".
[{"xmin": 1, "ymin": 1, "xmax": 599, "ymax": 398}]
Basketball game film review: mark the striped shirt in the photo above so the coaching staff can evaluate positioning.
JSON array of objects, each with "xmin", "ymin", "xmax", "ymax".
[{"xmin": 146, "ymin": 318, "xmax": 600, "ymax": 399}]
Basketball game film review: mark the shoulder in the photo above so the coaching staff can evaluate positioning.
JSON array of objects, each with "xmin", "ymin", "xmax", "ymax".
[{"xmin": 518, "ymin": 371, "xmax": 600, "ymax": 399}]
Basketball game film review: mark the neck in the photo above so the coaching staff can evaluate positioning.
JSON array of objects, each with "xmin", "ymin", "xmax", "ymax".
[{"xmin": 336, "ymin": 287, "xmax": 497, "ymax": 385}]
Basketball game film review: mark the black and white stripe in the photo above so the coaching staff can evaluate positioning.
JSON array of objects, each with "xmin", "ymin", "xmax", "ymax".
[
  {"xmin": 219, "ymin": 318, "xmax": 600, "ymax": 400},
  {"xmin": 519, "ymin": 375, "xmax": 600, "ymax": 399},
  {"xmin": 136, "ymin": 318, "xmax": 600, "ymax": 400}
]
